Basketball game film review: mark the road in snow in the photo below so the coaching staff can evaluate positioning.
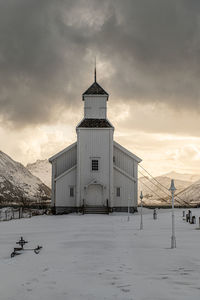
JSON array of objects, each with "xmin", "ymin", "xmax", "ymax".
[{"xmin": 0, "ymin": 209, "xmax": 200, "ymax": 300}]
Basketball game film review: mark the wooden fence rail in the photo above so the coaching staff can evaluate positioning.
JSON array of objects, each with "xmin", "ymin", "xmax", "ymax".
[{"xmin": 0, "ymin": 207, "xmax": 48, "ymax": 222}]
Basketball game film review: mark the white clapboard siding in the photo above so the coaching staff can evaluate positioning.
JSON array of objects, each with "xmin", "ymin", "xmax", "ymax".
[
  {"xmin": 113, "ymin": 145, "xmax": 135, "ymax": 178},
  {"xmin": 77, "ymin": 128, "xmax": 113, "ymax": 205},
  {"xmin": 84, "ymin": 96, "xmax": 107, "ymax": 119},
  {"xmin": 55, "ymin": 167, "xmax": 76, "ymax": 207},
  {"xmin": 113, "ymin": 168, "xmax": 137, "ymax": 207},
  {"xmin": 56, "ymin": 145, "xmax": 77, "ymax": 177}
]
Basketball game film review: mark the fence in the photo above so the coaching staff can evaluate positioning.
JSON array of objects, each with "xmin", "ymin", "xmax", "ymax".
[{"xmin": 0, "ymin": 207, "xmax": 49, "ymax": 222}]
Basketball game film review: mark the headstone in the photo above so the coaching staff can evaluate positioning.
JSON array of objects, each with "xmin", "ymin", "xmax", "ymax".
[
  {"xmin": 191, "ymin": 216, "xmax": 196, "ymax": 224},
  {"xmin": 153, "ymin": 209, "xmax": 157, "ymax": 220},
  {"xmin": 188, "ymin": 210, "xmax": 192, "ymax": 222},
  {"xmin": 186, "ymin": 214, "xmax": 189, "ymax": 222}
]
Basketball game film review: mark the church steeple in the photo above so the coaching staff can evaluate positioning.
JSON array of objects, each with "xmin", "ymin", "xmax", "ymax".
[
  {"xmin": 82, "ymin": 61, "xmax": 109, "ymax": 100},
  {"xmin": 81, "ymin": 65, "xmax": 110, "ymax": 119}
]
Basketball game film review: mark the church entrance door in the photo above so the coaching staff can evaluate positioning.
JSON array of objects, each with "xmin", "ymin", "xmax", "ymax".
[{"xmin": 86, "ymin": 184, "xmax": 103, "ymax": 206}]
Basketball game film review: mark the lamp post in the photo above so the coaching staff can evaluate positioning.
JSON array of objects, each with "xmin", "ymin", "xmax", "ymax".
[
  {"xmin": 140, "ymin": 191, "xmax": 143, "ymax": 230},
  {"xmin": 169, "ymin": 179, "xmax": 176, "ymax": 249}
]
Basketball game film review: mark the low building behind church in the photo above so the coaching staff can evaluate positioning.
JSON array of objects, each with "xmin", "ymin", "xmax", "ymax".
[{"xmin": 49, "ymin": 75, "xmax": 142, "ymax": 214}]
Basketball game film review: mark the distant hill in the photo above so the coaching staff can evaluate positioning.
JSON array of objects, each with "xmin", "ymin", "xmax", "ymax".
[
  {"xmin": 138, "ymin": 175, "xmax": 192, "ymax": 206},
  {"xmin": 0, "ymin": 151, "xmax": 51, "ymax": 204},
  {"xmin": 27, "ymin": 159, "xmax": 51, "ymax": 188},
  {"xmin": 163, "ymin": 171, "xmax": 200, "ymax": 183},
  {"xmin": 175, "ymin": 180, "xmax": 200, "ymax": 206}
]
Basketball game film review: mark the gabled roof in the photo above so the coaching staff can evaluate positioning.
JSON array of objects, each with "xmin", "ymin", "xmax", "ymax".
[
  {"xmin": 55, "ymin": 165, "xmax": 77, "ymax": 181},
  {"xmin": 77, "ymin": 118, "xmax": 113, "ymax": 128},
  {"xmin": 49, "ymin": 142, "xmax": 77, "ymax": 162},
  {"xmin": 114, "ymin": 141, "xmax": 142, "ymax": 163},
  {"xmin": 82, "ymin": 81, "xmax": 109, "ymax": 97},
  {"xmin": 114, "ymin": 165, "xmax": 136, "ymax": 182}
]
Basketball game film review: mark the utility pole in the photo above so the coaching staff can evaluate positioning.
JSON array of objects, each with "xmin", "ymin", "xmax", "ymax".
[
  {"xmin": 169, "ymin": 179, "xmax": 176, "ymax": 249},
  {"xmin": 140, "ymin": 191, "xmax": 143, "ymax": 230}
]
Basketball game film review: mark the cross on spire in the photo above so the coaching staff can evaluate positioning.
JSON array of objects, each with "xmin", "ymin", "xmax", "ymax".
[{"xmin": 94, "ymin": 57, "xmax": 96, "ymax": 82}]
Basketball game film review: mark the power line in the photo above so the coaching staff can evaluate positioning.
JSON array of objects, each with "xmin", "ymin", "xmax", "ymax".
[
  {"xmin": 139, "ymin": 170, "xmax": 171, "ymax": 198},
  {"xmin": 139, "ymin": 165, "xmax": 172, "ymax": 193},
  {"xmin": 138, "ymin": 176, "xmax": 169, "ymax": 204},
  {"xmin": 139, "ymin": 170, "xmax": 183, "ymax": 206},
  {"xmin": 138, "ymin": 166, "xmax": 188, "ymax": 206}
]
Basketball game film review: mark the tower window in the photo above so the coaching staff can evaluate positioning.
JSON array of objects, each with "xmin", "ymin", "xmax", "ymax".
[
  {"xmin": 116, "ymin": 187, "xmax": 121, "ymax": 197},
  {"xmin": 92, "ymin": 159, "xmax": 99, "ymax": 171},
  {"xmin": 70, "ymin": 187, "xmax": 74, "ymax": 197}
]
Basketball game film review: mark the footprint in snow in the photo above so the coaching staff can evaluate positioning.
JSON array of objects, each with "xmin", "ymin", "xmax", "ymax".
[
  {"xmin": 43, "ymin": 267, "xmax": 49, "ymax": 272},
  {"xmin": 112, "ymin": 276, "xmax": 119, "ymax": 280},
  {"xmin": 121, "ymin": 288, "xmax": 130, "ymax": 293}
]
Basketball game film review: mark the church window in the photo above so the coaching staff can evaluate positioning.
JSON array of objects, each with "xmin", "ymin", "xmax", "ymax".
[
  {"xmin": 116, "ymin": 187, "xmax": 120, "ymax": 197},
  {"xmin": 91, "ymin": 159, "xmax": 99, "ymax": 171},
  {"xmin": 70, "ymin": 186, "xmax": 74, "ymax": 197}
]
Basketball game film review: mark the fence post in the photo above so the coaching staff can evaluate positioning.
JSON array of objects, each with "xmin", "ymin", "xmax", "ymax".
[
  {"xmin": 82, "ymin": 199, "xmax": 85, "ymax": 215},
  {"xmin": 106, "ymin": 199, "xmax": 109, "ymax": 214},
  {"xmin": 19, "ymin": 207, "xmax": 23, "ymax": 219}
]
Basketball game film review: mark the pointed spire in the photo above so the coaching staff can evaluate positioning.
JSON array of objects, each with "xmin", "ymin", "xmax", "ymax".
[{"xmin": 94, "ymin": 56, "xmax": 96, "ymax": 82}]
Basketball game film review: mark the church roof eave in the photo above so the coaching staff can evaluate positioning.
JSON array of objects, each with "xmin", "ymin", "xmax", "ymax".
[
  {"xmin": 54, "ymin": 165, "xmax": 77, "ymax": 181},
  {"xmin": 76, "ymin": 118, "xmax": 114, "ymax": 129},
  {"xmin": 114, "ymin": 165, "xmax": 137, "ymax": 182},
  {"xmin": 114, "ymin": 141, "xmax": 142, "ymax": 163},
  {"xmin": 49, "ymin": 142, "xmax": 77, "ymax": 162}
]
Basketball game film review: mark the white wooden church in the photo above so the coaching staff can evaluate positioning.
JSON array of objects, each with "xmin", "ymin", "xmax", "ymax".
[{"xmin": 49, "ymin": 71, "xmax": 142, "ymax": 214}]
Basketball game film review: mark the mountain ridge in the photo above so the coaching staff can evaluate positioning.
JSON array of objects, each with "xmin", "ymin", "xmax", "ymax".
[{"xmin": 0, "ymin": 151, "xmax": 51, "ymax": 203}]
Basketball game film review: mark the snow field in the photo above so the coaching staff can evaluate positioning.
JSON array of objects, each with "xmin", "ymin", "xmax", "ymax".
[{"xmin": 0, "ymin": 209, "xmax": 200, "ymax": 300}]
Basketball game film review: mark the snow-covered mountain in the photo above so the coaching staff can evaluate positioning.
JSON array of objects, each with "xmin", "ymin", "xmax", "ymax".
[
  {"xmin": 175, "ymin": 180, "xmax": 200, "ymax": 206},
  {"xmin": 0, "ymin": 151, "xmax": 51, "ymax": 203},
  {"xmin": 138, "ymin": 170, "xmax": 200, "ymax": 206},
  {"xmin": 27, "ymin": 159, "xmax": 51, "ymax": 188},
  {"xmin": 138, "ymin": 175, "xmax": 192, "ymax": 206},
  {"xmin": 164, "ymin": 171, "xmax": 200, "ymax": 183}
]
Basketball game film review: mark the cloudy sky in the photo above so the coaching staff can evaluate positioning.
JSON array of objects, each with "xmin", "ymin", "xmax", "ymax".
[{"xmin": 1, "ymin": 0, "xmax": 200, "ymax": 176}]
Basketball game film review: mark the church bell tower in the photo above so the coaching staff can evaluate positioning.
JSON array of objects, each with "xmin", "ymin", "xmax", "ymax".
[{"xmin": 76, "ymin": 67, "xmax": 114, "ymax": 208}]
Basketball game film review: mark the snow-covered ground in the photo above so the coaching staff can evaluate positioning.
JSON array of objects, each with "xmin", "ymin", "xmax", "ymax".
[{"xmin": 0, "ymin": 209, "xmax": 200, "ymax": 300}]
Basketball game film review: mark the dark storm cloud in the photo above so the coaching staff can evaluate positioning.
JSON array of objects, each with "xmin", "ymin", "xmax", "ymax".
[{"xmin": 0, "ymin": 0, "xmax": 200, "ymax": 127}]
